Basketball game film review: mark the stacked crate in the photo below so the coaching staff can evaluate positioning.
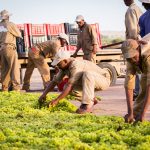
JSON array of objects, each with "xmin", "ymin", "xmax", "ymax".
[
  {"xmin": 46, "ymin": 23, "xmax": 65, "ymax": 40},
  {"xmin": 46, "ymin": 23, "xmax": 66, "ymax": 50},
  {"xmin": 27, "ymin": 24, "xmax": 47, "ymax": 47},
  {"xmin": 16, "ymin": 22, "xmax": 102, "ymax": 56},
  {"xmin": 16, "ymin": 24, "xmax": 30, "ymax": 56},
  {"xmin": 64, "ymin": 23, "xmax": 78, "ymax": 51},
  {"xmin": 90, "ymin": 23, "xmax": 102, "ymax": 49},
  {"xmin": 65, "ymin": 23, "xmax": 102, "ymax": 51}
]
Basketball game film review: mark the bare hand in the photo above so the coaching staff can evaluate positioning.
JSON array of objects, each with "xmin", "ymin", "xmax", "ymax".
[
  {"xmin": 72, "ymin": 52, "xmax": 77, "ymax": 58},
  {"xmin": 38, "ymin": 95, "xmax": 46, "ymax": 105},
  {"xmin": 124, "ymin": 114, "xmax": 134, "ymax": 123},
  {"xmin": 93, "ymin": 45, "xmax": 97, "ymax": 54},
  {"xmin": 49, "ymin": 99, "xmax": 59, "ymax": 107}
]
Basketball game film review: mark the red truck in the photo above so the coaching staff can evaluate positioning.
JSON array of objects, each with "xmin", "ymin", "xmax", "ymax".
[{"xmin": 16, "ymin": 23, "xmax": 126, "ymax": 86}]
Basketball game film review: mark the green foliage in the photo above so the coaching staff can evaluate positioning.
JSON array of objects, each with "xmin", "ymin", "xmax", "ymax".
[{"xmin": 0, "ymin": 92, "xmax": 150, "ymax": 149}]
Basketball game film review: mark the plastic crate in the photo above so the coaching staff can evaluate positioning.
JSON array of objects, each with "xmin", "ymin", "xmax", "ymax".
[
  {"xmin": 46, "ymin": 23, "xmax": 65, "ymax": 36},
  {"xmin": 90, "ymin": 23, "xmax": 102, "ymax": 47},
  {"xmin": 27, "ymin": 24, "xmax": 47, "ymax": 46},
  {"xmin": 28, "ymin": 24, "xmax": 47, "ymax": 36},
  {"xmin": 31, "ymin": 36, "xmax": 47, "ymax": 45},
  {"xmin": 17, "ymin": 24, "xmax": 24, "ymax": 30},
  {"xmin": 48, "ymin": 35, "xmax": 59, "ymax": 41},
  {"xmin": 64, "ymin": 23, "xmax": 78, "ymax": 34},
  {"xmin": 17, "ymin": 24, "xmax": 30, "ymax": 53},
  {"xmin": 67, "ymin": 45, "xmax": 77, "ymax": 51},
  {"xmin": 69, "ymin": 34, "xmax": 78, "ymax": 45}
]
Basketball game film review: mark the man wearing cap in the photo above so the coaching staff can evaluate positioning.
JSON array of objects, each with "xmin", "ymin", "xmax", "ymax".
[
  {"xmin": 0, "ymin": 10, "xmax": 22, "ymax": 91},
  {"xmin": 72, "ymin": 15, "xmax": 99, "ymax": 63},
  {"xmin": 139, "ymin": 0, "xmax": 150, "ymax": 37},
  {"xmin": 121, "ymin": 33, "xmax": 150, "ymax": 122},
  {"xmin": 124, "ymin": 0, "xmax": 143, "ymax": 100},
  {"xmin": 38, "ymin": 50, "xmax": 110, "ymax": 114},
  {"xmin": 22, "ymin": 33, "xmax": 69, "ymax": 91}
]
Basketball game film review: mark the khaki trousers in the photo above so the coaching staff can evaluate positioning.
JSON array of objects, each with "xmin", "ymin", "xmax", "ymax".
[
  {"xmin": 71, "ymin": 71, "xmax": 110, "ymax": 105},
  {"xmin": 1, "ymin": 45, "xmax": 20, "ymax": 91},
  {"xmin": 23, "ymin": 49, "xmax": 50, "ymax": 90}
]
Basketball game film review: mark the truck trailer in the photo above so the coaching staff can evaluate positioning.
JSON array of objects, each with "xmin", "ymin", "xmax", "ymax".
[{"xmin": 0, "ymin": 23, "xmax": 126, "ymax": 86}]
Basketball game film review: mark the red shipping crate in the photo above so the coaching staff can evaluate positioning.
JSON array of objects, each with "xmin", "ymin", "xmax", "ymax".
[
  {"xmin": 17, "ymin": 24, "xmax": 30, "ymax": 52},
  {"xmin": 27, "ymin": 24, "xmax": 47, "ymax": 46},
  {"xmin": 46, "ymin": 23, "xmax": 65, "ymax": 35},
  {"xmin": 17, "ymin": 24, "xmax": 24, "ymax": 30},
  {"xmin": 28, "ymin": 24, "xmax": 47, "ymax": 36},
  {"xmin": 67, "ymin": 45, "xmax": 77, "ymax": 51},
  {"xmin": 90, "ymin": 23, "xmax": 102, "ymax": 48}
]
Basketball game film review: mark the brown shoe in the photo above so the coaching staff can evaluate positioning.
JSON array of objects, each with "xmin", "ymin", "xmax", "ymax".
[{"xmin": 76, "ymin": 104, "xmax": 93, "ymax": 114}]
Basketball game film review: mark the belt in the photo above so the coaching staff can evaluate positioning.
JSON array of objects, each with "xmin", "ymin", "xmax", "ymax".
[
  {"xmin": 5, "ymin": 43, "xmax": 15, "ymax": 46},
  {"xmin": 0, "ymin": 43, "xmax": 16, "ymax": 50}
]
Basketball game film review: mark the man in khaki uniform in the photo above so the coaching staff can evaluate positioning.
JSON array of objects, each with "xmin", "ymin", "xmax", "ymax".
[
  {"xmin": 124, "ymin": 0, "xmax": 142, "ymax": 39},
  {"xmin": 124, "ymin": 0, "xmax": 143, "ymax": 99},
  {"xmin": 0, "ymin": 10, "xmax": 22, "ymax": 91},
  {"xmin": 121, "ymin": 33, "xmax": 150, "ymax": 122},
  {"xmin": 39, "ymin": 51, "xmax": 110, "ymax": 114},
  {"xmin": 72, "ymin": 15, "xmax": 99, "ymax": 63},
  {"xmin": 22, "ymin": 33, "xmax": 69, "ymax": 91}
]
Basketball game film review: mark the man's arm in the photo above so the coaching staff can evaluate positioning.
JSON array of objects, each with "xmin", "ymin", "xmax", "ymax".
[
  {"xmin": 72, "ymin": 35, "xmax": 81, "ymax": 57},
  {"xmin": 50, "ymin": 83, "xmax": 73, "ymax": 106},
  {"xmin": 88, "ymin": 25, "xmax": 98, "ymax": 54},
  {"xmin": 72, "ymin": 47, "xmax": 80, "ymax": 57},
  {"xmin": 38, "ymin": 80, "xmax": 57, "ymax": 104},
  {"xmin": 124, "ymin": 88, "xmax": 134, "ymax": 123},
  {"xmin": 124, "ymin": 61, "xmax": 136, "ymax": 123},
  {"xmin": 8, "ymin": 22, "xmax": 22, "ymax": 38},
  {"xmin": 125, "ymin": 9, "xmax": 139, "ymax": 39}
]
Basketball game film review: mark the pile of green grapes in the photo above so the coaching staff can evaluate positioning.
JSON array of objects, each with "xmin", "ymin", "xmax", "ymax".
[{"xmin": 0, "ymin": 92, "xmax": 150, "ymax": 150}]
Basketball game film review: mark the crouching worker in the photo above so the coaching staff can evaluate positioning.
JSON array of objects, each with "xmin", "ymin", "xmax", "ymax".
[
  {"xmin": 121, "ymin": 33, "xmax": 150, "ymax": 123},
  {"xmin": 38, "ymin": 50, "xmax": 110, "ymax": 114},
  {"xmin": 22, "ymin": 33, "xmax": 69, "ymax": 91}
]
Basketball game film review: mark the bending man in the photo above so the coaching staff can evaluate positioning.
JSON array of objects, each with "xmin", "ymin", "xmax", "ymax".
[
  {"xmin": 121, "ymin": 33, "xmax": 150, "ymax": 122},
  {"xmin": 22, "ymin": 33, "xmax": 69, "ymax": 91},
  {"xmin": 39, "ymin": 51, "xmax": 110, "ymax": 114}
]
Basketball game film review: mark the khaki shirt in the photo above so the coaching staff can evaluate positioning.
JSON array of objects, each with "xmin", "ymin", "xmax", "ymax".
[
  {"xmin": 77, "ymin": 23, "xmax": 99, "ymax": 54},
  {"xmin": 0, "ymin": 20, "xmax": 21, "ymax": 46},
  {"xmin": 53, "ymin": 58, "xmax": 109, "ymax": 85},
  {"xmin": 125, "ymin": 33, "xmax": 150, "ymax": 89},
  {"xmin": 125, "ymin": 3, "xmax": 142, "ymax": 40},
  {"xmin": 33, "ymin": 39, "xmax": 61, "ymax": 58}
]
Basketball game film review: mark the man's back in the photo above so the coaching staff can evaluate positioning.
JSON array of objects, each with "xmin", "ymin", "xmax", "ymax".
[
  {"xmin": 35, "ymin": 40, "xmax": 61, "ymax": 58},
  {"xmin": 53, "ymin": 58, "xmax": 110, "ymax": 85},
  {"xmin": 125, "ymin": 3, "xmax": 143, "ymax": 39},
  {"xmin": 0, "ymin": 20, "xmax": 21, "ymax": 46}
]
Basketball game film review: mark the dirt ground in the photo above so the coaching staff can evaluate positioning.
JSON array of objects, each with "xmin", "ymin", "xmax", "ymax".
[{"xmin": 5, "ymin": 68, "xmax": 150, "ymax": 121}]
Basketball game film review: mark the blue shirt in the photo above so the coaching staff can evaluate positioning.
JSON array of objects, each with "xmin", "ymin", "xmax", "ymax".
[{"xmin": 139, "ymin": 10, "xmax": 150, "ymax": 37}]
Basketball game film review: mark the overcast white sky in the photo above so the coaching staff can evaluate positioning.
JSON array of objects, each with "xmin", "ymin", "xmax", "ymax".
[{"xmin": 0, "ymin": 0, "xmax": 145, "ymax": 31}]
